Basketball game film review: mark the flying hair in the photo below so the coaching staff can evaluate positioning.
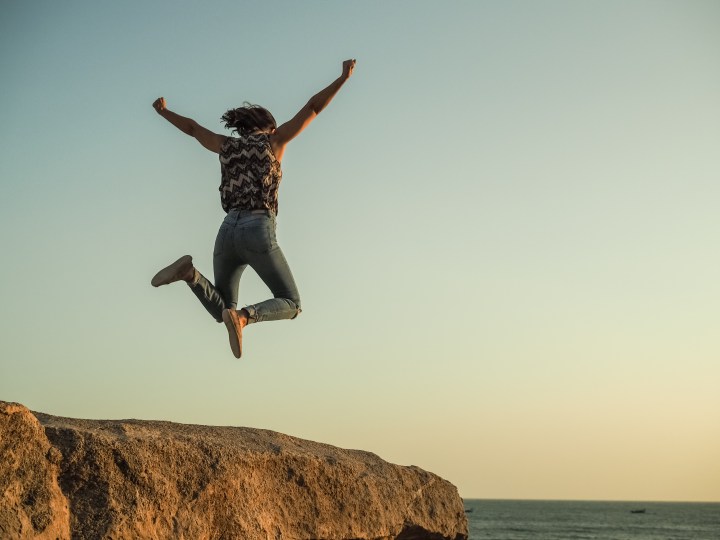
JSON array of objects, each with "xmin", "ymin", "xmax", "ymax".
[{"xmin": 221, "ymin": 103, "xmax": 277, "ymax": 135}]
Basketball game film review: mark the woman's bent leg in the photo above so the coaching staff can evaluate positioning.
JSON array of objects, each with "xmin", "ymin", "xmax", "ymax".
[{"xmin": 246, "ymin": 245, "xmax": 301, "ymax": 324}]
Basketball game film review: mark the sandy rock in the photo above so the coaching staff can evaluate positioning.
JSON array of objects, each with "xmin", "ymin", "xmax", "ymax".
[
  {"xmin": 1, "ymin": 401, "xmax": 467, "ymax": 539},
  {"xmin": 0, "ymin": 402, "xmax": 70, "ymax": 540}
]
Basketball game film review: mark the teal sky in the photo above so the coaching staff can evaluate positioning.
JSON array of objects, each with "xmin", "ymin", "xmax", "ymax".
[{"xmin": 1, "ymin": 1, "xmax": 719, "ymax": 501}]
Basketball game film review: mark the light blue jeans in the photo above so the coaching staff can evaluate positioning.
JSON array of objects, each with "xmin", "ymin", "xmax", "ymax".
[{"xmin": 188, "ymin": 209, "xmax": 301, "ymax": 324}]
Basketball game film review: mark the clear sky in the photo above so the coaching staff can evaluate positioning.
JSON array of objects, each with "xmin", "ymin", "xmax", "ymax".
[{"xmin": 1, "ymin": 1, "xmax": 718, "ymax": 502}]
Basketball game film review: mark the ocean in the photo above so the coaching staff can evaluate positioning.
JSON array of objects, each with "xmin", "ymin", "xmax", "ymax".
[{"xmin": 463, "ymin": 499, "xmax": 720, "ymax": 540}]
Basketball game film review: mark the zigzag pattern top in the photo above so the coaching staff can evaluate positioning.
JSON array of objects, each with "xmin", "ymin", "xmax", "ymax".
[{"xmin": 218, "ymin": 133, "xmax": 282, "ymax": 214}]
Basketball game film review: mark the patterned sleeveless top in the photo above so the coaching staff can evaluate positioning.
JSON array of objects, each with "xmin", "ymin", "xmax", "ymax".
[{"xmin": 218, "ymin": 133, "xmax": 282, "ymax": 214}]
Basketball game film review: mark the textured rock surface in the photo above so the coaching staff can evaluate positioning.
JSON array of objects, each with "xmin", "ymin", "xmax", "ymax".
[
  {"xmin": 0, "ymin": 402, "xmax": 70, "ymax": 540},
  {"xmin": 0, "ymin": 401, "xmax": 467, "ymax": 539}
]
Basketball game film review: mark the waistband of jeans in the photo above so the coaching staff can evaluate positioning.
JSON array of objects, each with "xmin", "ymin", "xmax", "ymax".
[{"xmin": 227, "ymin": 207, "xmax": 273, "ymax": 217}]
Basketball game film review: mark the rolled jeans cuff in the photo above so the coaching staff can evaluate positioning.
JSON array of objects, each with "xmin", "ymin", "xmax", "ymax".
[
  {"xmin": 245, "ymin": 305, "xmax": 259, "ymax": 324},
  {"xmin": 244, "ymin": 299, "xmax": 300, "ymax": 324}
]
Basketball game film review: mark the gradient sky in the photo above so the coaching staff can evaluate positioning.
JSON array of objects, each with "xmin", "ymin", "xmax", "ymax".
[{"xmin": 1, "ymin": 1, "xmax": 719, "ymax": 502}]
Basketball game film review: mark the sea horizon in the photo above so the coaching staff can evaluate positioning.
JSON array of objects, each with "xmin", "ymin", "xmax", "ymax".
[
  {"xmin": 463, "ymin": 499, "xmax": 720, "ymax": 540},
  {"xmin": 462, "ymin": 497, "xmax": 720, "ymax": 504}
]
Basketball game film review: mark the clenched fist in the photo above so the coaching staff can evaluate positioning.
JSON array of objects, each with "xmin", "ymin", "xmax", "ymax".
[
  {"xmin": 153, "ymin": 97, "xmax": 167, "ymax": 114},
  {"xmin": 341, "ymin": 59, "xmax": 356, "ymax": 81}
]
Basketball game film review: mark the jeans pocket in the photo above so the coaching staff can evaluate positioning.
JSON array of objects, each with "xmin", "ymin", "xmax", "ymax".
[{"xmin": 242, "ymin": 219, "xmax": 276, "ymax": 254}]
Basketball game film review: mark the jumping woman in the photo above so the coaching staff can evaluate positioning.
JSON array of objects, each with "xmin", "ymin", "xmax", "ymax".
[{"xmin": 151, "ymin": 59, "xmax": 356, "ymax": 358}]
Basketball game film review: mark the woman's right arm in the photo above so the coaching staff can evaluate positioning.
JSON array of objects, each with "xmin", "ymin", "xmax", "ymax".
[{"xmin": 153, "ymin": 97, "xmax": 225, "ymax": 154}]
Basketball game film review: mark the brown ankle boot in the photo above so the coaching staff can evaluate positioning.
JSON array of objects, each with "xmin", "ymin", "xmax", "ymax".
[
  {"xmin": 151, "ymin": 255, "xmax": 194, "ymax": 287},
  {"xmin": 222, "ymin": 309, "xmax": 244, "ymax": 358}
]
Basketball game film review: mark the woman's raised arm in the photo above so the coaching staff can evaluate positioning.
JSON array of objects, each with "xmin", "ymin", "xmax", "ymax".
[
  {"xmin": 271, "ymin": 59, "xmax": 356, "ymax": 161},
  {"xmin": 153, "ymin": 97, "xmax": 226, "ymax": 154}
]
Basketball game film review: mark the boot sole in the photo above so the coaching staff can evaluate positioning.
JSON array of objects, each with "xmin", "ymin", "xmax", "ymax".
[
  {"xmin": 151, "ymin": 255, "xmax": 193, "ymax": 287},
  {"xmin": 222, "ymin": 309, "xmax": 242, "ymax": 359}
]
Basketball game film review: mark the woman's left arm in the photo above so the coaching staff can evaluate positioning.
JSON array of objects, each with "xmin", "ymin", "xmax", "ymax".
[
  {"xmin": 153, "ymin": 97, "xmax": 225, "ymax": 154},
  {"xmin": 271, "ymin": 59, "xmax": 356, "ymax": 160}
]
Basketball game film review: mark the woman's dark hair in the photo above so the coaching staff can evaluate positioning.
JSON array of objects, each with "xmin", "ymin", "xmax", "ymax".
[{"xmin": 221, "ymin": 102, "xmax": 277, "ymax": 135}]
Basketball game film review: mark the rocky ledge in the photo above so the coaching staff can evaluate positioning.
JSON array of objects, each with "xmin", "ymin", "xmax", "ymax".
[{"xmin": 0, "ymin": 401, "xmax": 467, "ymax": 540}]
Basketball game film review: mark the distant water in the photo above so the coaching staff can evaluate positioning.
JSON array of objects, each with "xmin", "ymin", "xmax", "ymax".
[{"xmin": 463, "ymin": 499, "xmax": 720, "ymax": 540}]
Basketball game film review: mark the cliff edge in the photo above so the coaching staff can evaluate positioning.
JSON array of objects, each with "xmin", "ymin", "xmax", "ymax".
[{"xmin": 0, "ymin": 401, "xmax": 468, "ymax": 540}]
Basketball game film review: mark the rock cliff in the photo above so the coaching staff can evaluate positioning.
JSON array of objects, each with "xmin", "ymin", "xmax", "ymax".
[{"xmin": 0, "ymin": 401, "xmax": 468, "ymax": 540}]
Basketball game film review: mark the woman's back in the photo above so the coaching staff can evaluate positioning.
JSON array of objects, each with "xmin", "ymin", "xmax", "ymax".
[{"xmin": 219, "ymin": 133, "xmax": 282, "ymax": 214}]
